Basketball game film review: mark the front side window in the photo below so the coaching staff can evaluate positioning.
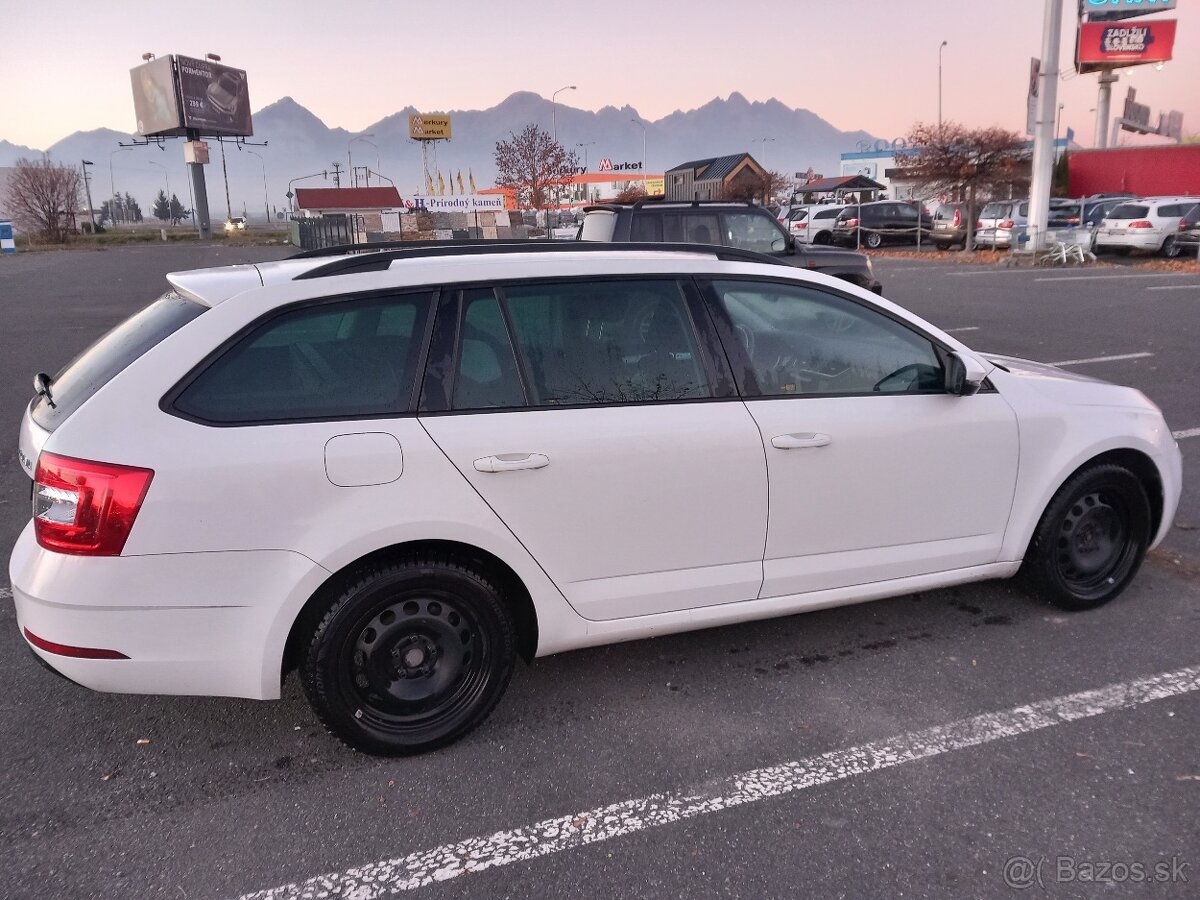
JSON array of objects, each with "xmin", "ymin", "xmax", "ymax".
[
  {"xmin": 709, "ymin": 279, "xmax": 944, "ymax": 397},
  {"xmin": 173, "ymin": 291, "xmax": 432, "ymax": 423},
  {"xmin": 502, "ymin": 279, "xmax": 713, "ymax": 406}
]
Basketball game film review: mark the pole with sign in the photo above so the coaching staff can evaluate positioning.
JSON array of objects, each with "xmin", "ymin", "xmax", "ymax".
[{"xmin": 1027, "ymin": 0, "xmax": 1064, "ymax": 253}]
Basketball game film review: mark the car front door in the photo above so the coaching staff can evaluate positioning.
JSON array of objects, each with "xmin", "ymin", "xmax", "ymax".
[
  {"xmin": 418, "ymin": 279, "xmax": 768, "ymax": 622},
  {"xmin": 701, "ymin": 276, "xmax": 1020, "ymax": 601}
]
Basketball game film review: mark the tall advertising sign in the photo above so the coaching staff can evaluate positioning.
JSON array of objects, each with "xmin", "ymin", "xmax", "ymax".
[
  {"xmin": 409, "ymin": 114, "xmax": 453, "ymax": 140},
  {"xmin": 130, "ymin": 56, "xmax": 185, "ymax": 136},
  {"xmin": 1083, "ymin": 0, "xmax": 1176, "ymax": 21},
  {"xmin": 1077, "ymin": 19, "xmax": 1177, "ymax": 73},
  {"xmin": 174, "ymin": 56, "xmax": 253, "ymax": 136}
]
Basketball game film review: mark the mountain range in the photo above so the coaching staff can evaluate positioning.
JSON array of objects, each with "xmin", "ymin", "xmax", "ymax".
[{"xmin": 1, "ymin": 92, "xmax": 876, "ymax": 222}]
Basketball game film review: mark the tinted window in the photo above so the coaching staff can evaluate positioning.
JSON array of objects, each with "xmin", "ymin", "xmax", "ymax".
[
  {"xmin": 663, "ymin": 214, "xmax": 719, "ymax": 244},
  {"xmin": 1109, "ymin": 204, "xmax": 1149, "ymax": 219},
  {"xmin": 32, "ymin": 291, "xmax": 205, "ymax": 432},
  {"xmin": 503, "ymin": 279, "xmax": 713, "ymax": 406},
  {"xmin": 174, "ymin": 291, "xmax": 432, "ymax": 424},
  {"xmin": 710, "ymin": 279, "xmax": 943, "ymax": 397},
  {"xmin": 814, "ymin": 207, "xmax": 842, "ymax": 221},
  {"xmin": 723, "ymin": 212, "xmax": 785, "ymax": 253},
  {"xmin": 787, "ymin": 209, "xmax": 809, "ymax": 222},
  {"xmin": 629, "ymin": 214, "xmax": 663, "ymax": 242},
  {"xmin": 453, "ymin": 290, "xmax": 525, "ymax": 410}
]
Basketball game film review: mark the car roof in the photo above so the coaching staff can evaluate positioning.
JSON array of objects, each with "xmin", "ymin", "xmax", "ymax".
[{"xmin": 167, "ymin": 245, "xmax": 799, "ymax": 307}]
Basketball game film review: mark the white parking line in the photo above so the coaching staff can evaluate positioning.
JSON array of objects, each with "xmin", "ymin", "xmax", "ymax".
[
  {"xmin": 0, "ymin": 586, "xmax": 11, "ymax": 602},
  {"xmin": 1174, "ymin": 427, "xmax": 1200, "ymax": 441},
  {"xmin": 237, "ymin": 664, "xmax": 1200, "ymax": 900},
  {"xmin": 1147, "ymin": 285, "xmax": 1200, "ymax": 292},
  {"xmin": 1034, "ymin": 273, "xmax": 1187, "ymax": 282},
  {"xmin": 1049, "ymin": 352, "xmax": 1153, "ymax": 367},
  {"xmin": 944, "ymin": 326, "xmax": 980, "ymax": 333}
]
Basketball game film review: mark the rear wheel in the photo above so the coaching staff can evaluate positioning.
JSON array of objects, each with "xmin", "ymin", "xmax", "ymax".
[
  {"xmin": 301, "ymin": 555, "xmax": 516, "ymax": 755},
  {"xmin": 1020, "ymin": 464, "xmax": 1151, "ymax": 611},
  {"xmin": 813, "ymin": 231, "xmax": 832, "ymax": 246},
  {"xmin": 865, "ymin": 232, "xmax": 883, "ymax": 249},
  {"xmin": 934, "ymin": 242, "xmax": 951, "ymax": 251},
  {"xmin": 1162, "ymin": 235, "xmax": 1180, "ymax": 258}
]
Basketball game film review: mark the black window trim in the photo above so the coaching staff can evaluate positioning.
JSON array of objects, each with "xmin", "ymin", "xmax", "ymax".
[{"xmin": 161, "ymin": 286, "xmax": 439, "ymax": 427}]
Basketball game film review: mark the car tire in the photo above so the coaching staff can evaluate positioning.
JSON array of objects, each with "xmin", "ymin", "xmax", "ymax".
[
  {"xmin": 813, "ymin": 232, "xmax": 831, "ymax": 246},
  {"xmin": 1161, "ymin": 235, "xmax": 1180, "ymax": 258},
  {"xmin": 1020, "ymin": 463, "xmax": 1151, "ymax": 611},
  {"xmin": 301, "ymin": 554, "xmax": 517, "ymax": 755},
  {"xmin": 934, "ymin": 242, "xmax": 951, "ymax": 251},
  {"xmin": 865, "ymin": 232, "xmax": 883, "ymax": 249}
]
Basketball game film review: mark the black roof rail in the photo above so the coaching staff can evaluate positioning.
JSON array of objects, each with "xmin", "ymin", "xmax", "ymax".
[
  {"xmin": 582, "ymin": 199, "xmax": 759, "ymax": 212},
  {"xmin": 289, "ymin": 240, "xmax": 789, "ymax": 281}
]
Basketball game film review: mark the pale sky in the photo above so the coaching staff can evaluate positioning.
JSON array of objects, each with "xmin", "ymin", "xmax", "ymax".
[{"xmin": 2, "ymin": 0, "xmax": 1197, "ymax": 150}]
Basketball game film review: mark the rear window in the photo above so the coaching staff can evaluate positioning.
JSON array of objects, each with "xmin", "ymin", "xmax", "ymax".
[
  {"xmin": 980, "ymin": 202, "xmax": 1008, "ymax": 219},
  {"xmin": 31, "ymin": 291, "xmax": 205, "ymax": 432},
  {"xmin": 171, "ymin": 291, "xmax": 433, "ymax": 425},
  {"xmin": 1108, "ymin": 204, "xmax": 1149, "ymax": 219}
]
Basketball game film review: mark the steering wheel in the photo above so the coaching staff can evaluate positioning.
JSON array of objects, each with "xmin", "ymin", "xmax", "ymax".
[{"xmin": 873, "ymin": 363, "xmax": 925, "ymax": 393}]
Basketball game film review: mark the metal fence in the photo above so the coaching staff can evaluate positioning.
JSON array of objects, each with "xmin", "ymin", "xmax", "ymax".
[{"xmin": 292, "ymin": 215, "xmax": 364, "ymax": 251}]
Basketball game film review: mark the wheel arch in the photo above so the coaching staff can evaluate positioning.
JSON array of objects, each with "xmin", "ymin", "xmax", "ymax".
[{"xmin": 281, "ymin": 539, "xmax": 540, "ymax": 687}]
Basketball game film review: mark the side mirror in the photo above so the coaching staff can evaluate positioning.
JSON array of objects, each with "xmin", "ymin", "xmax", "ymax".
[
  {"xmin": 945, "ymin": 351, "xmax": 987, "ymax": 396},
  {"xmin": 772, "ymin": 236, "xmax": 788, "ymax": 252}
]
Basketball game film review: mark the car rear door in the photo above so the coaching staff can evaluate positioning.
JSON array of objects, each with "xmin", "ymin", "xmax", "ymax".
[{"xmin": 417, "ymin": 278, "xmax": 768, "ymax": 622}]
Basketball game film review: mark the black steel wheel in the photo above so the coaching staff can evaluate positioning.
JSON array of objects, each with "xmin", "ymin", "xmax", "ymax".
[
  {"xmin": 1021, "ymin": 463, "xmax": 1151, "ymax": 611},
  {"xmin": 302, "ymin": 555, "xmax": 516, "ymax": 755}
]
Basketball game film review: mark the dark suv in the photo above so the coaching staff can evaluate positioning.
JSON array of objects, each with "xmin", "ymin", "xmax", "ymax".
[
  {"xmin": 578, "ymin": 200, "xmax": 882, "ymax": 293},
  {"xmin": 831, "ymin": 201, "xmax": 934, "ymax": 249}
]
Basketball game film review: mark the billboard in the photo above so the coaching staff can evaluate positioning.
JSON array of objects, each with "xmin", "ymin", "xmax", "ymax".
[
  {"xmin": 175, "ymin": 56, "xmax": 253, "ymax": 136},
  {"xmin": 409, "ymin": 114, "xmax": 452, "ymax": 140},
  {"xmin": 130, "ymin": 56, "xmax": 185, "ymax": 136},
  {"xmin": 1084, "ymin": 0, "xmax": 1176, "ymax": 21},
  {"xmin": 1077, "ymin": 19, "xmax": 1176, "ymax": 72}
]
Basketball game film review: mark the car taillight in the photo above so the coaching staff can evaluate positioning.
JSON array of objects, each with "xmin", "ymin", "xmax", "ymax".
[
  {"xmin": 976, "ymin": 221, "xmax": 984, "ymax": 229},
  {"xmin": 33, "ymin": 453, "xmax": 153, "ymax": 556},
  {"xmin": 999, "ymin": 219, "xmax": 1015, "ymax": 229},
  {"xmin": 952, "ymin": 209, "xmax": 962, "ymax": 228},
  {"xmin": 1066, "ymin": 216, "xmax": 1080, "ymax": 225},
  {"xmin": 844, "ymin": 218, "xmax": 859, "ymax": 228},
  {"xmin": 1128, "ymin": 220, "xmax": 1153, "ymax": 229},
  {"xmin": 794, "ymin": 221, "xmax": 807, "ymax": 229},
  {"xmin": 1179, "ymin": 219, "xmax": 1190, "ymax": 230}
]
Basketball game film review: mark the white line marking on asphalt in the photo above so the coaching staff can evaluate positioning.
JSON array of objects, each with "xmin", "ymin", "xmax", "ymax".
[
  {"xmin": 1147, "ymin": 285, "xmax": 1200, "ymax": 292},
  {"xmin": 0, "ymin": 586, "xmax": 11, "ymax": 601},
  {"xmin": 1049, "ymin": 352, "xmax": 1153, "ymax": 367},
  {"xmin": 1034, "ymin": 273, "xmax": 1188, "ymax": 282},
  {"xmin": 1174, "ymin": 427, "xmax": 1200, "ymax": 441},
  {"xmin": 944, "ymin": 326, "xmax": 980, "ymax": 333},
  {"xmin": 236, "ymin": 664, "xmax": 1200, "ymax": 900}
]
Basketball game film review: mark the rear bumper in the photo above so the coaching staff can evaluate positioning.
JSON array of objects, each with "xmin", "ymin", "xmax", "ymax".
[
  {"xmin": 8, "ymin": 523, "xmax": 331, "ymax": 700},
  {"xmin": 1095, "ymin": 231, "xmax": 1163, "ymax": 251}
]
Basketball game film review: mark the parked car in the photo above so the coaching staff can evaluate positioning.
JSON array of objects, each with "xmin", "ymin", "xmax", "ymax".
[
  {"xmin": 975, "ymin": 200, "xmax": 1028, "ymax": 250},
  {"xmin": 831, "ymin": 201, "xmax": 933, "ymax": 249},
  {"xmin": 931, "ymin": 202, "xmax": 970, "ymax": 250},
  {"xmin": 1173, "ymin": 203, "xmax": 1200, "ymax": 258},
  {"xmin": 1095, "ymin": 197, "xmax": 1200, "ymax": 257},
  {"xmin": 801, "ymin": 204, "xmax": 847, "ymax": 245},
  {"xmin": 11, "ymin": 241, "xmax": 1180, "ymax": 755},
  {"xmin": 578, "ymin": 199, "xmax": 880, "ymax": 292}
]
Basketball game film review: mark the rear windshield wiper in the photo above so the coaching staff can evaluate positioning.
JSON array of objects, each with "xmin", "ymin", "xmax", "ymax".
[{"xmin": 34, "ymin": 372, "xmax": 56, "ymax": 408}]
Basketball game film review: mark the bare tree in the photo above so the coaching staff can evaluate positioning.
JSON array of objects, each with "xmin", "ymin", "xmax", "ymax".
[
  {"xmin": 494, "ymin": 124, "xmax": 578, "ymax": 209},
  {"xmin": 3, "ymin": 157, "xmax": 81, "ymax": 243},
  {"xmin": 892, "ymin": 122, "xmax": 1027, "ymax": 250}
]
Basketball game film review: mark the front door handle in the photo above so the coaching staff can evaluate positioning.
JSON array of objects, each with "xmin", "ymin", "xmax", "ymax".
[
  {"xmin": 473, "ymin": 453, "xmax": 550, "ymax": 473},
  {"xmin": 771, "ymin": 432, "xmax": 832, "ymax": 450}
]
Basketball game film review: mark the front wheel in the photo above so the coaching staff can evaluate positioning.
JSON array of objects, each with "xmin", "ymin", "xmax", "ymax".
[
  {"xmin": 1020, "ymin": 463, "xmax": 1151, "ymax": 611},
  {"xmin": 302, "ymin": 555, "xmax": 516, "ymax": 755}
]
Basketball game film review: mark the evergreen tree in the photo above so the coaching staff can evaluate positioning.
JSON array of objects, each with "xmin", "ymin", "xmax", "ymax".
[
  {"xmin": 152, "ymin": 189, "xmax": 171, "ymax": 222},
  {"xmin": 168, "ymin": 194, "xmax": 189, "ymax": 225},
  {"xmin": 124, "ymin": 192, "xmax": 143, "ymax": 223}
]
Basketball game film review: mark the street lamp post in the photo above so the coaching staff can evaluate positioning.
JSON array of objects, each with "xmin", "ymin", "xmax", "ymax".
[
  {"xmin": 109, "ymin": 148, "xmax": 132, "ymax": 225},
  {"xmin": 938, "ymin": 40, "xmax": 949, "ymax": 128},
  {"xmin": 551, "ymin": 85, "xmax": 576, "ymax": 144},
  {"xmin": 758, "ymin": 136, "xmax": 775, "ymax": 165},
  {"xmin": 348, "ymin": 134, "xmax": 376, "ymax": 188},
  {"xmin": 148, "ymin": 160, "xmax": 170, "ymax": 222},
  {"xmin": 630, "ymin": 118, "xmax": 647, "ymax": 191},
  {"xmin": 245, "ymin": 149, "xmax": 269, "ymax": 225},
  {"xmin": 80, "ymin": 160, "xmax": 96, "ymax": 230}
]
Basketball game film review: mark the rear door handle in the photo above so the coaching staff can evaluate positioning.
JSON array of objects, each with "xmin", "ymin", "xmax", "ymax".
[
  {"xmin": 473, "ymin": 453, "xmax": 550, "ymax": 473},
  {"xmin": 771, "ymin": 432, "xmax": 832, "ymax": 450}
]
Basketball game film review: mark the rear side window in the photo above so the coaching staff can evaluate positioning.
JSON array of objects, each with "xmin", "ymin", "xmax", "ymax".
[
  {"xmin": 814, "ymin": 208, "xmax": 841, "ymax": 221},
  {"xmin": 629, "ymin": 214, "xmax": 662, "ymax": 242},
  {"xmin": 172, "ymin": 291, "xmax": 433, "ymax": 424},
  {"xmin": 1109, "ymin": 204, "xmax": 1149, "ymax": 219},
  {"xmin": 32, "ymin": 291, "xmax": 205, "ymax": 432}
]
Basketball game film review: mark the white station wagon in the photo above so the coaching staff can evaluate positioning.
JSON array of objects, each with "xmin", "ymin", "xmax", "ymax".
[{"xmin": 10, "ymin": 242, "xmax": 1182, "ymax": 755}]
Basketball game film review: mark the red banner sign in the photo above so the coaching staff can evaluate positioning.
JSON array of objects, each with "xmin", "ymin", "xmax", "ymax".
[{"xmin": 1078, "ymin": 19, "xmax": 1176, "ymax": 71}]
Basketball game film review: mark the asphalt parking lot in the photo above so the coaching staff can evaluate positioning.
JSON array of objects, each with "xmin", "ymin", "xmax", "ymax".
[{"xmin": 1, "ymin": 245, "xmax": 1198, "ymax": 899}]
